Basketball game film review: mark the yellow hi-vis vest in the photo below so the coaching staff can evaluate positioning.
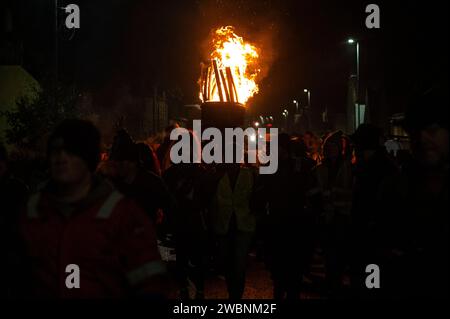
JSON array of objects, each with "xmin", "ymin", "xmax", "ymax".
[{"xmin": 212, "ymin": 167, "xmax": 256, "ymax": 235}]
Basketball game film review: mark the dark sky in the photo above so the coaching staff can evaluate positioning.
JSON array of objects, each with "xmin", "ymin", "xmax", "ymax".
[{"xmin": 3, "ymin": 0, "xmax": 449, "ymax": 119}]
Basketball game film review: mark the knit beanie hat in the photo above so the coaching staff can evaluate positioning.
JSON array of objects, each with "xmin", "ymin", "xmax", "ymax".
[{"xmin": 47, "ymin": 119, "xmax": 101, "ymax": 172}]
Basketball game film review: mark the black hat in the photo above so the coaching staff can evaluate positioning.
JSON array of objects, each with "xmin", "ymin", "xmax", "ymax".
[
  {"xmin": 109, "ymin": 129, "xmax": 139, "ymax": 162},
  {"xmin": 48, "ymin": 119, "xmax": 101, "ymax": 172}
]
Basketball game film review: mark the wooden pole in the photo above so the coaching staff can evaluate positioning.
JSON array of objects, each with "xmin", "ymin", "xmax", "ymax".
[
  {"xmin": 228, "ymin": 67, "xmax": 239, "ymax": 103},
  {"xmin": 201, "ymin": 64, "xmax": 207, "ymax": 101},
  {"xmin": 225, "ymin": 67, "xmax": 235, "ymax": 103},
  {"xmin": 205, "ymin": 64, "xmax": 211, "ymax": 101},
  {"xmin": 212, "ymin": 59, "xmax": 224, "ymax": 102},
  {"xmin": 220, "ymin": 69, "xmax": 230, "ymax": 102}
]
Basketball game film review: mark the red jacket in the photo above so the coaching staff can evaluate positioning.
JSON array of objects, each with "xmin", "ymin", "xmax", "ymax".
[{"xmin": 20, "ymin": 178, "xmax": 165, "ymax": 298}]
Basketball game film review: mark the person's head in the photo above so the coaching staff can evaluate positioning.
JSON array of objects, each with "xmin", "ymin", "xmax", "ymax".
[
  {"xmin": 109, "ymin": 129, "xmax": 139, "ymax": 178},
  {"xmin": 47, "ymin": 119, "xmax": 101, "ymax": 186},
  {"xmin": 352, "ymin": 124, "xmax": 383, "ymax": 162},
  {"xmin": 0, "ymin": 143, "xmax": 8, "ymax": 179},
  {"xmin": 404, "ymin": 87, "xmax": 449, "ymax": 170},
  {"xmin": 322, "ymin": 131, "xmax": 343, "ymax": 161},
  {"xmin": 304, "ymin": 131, "xmax": 313, "ymax": 139},
  {"xmin": 303, "ymin": 131, "xmax": 314, "ymax": 148},
  {"xmin": 169, "ymin": 129, "xmax": 199, "ymax": 168},
  {"xmin": 164, "ymin": 123, "xmax": 180, "ymax": 142},
  {"xmin": 136, "ymin": 142, "xmax": 159, "ymax": 174},
  {"xmin": 291, "ymin": 137, "xmax": 307, "ymax": 158},
  {"xmin": 278, "ymin": 133, "xmax": 291, "ymax": 161}
]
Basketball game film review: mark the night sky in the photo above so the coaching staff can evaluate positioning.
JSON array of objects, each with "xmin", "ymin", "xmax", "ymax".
[{"xmin": 3, "ymin": 0, "xmax": 449, "ymax": 121}]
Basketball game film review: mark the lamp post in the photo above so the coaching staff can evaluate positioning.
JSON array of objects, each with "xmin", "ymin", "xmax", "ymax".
[
  {"xmin": 347, "ymin": 38, "xmax": 360, "ymax": 129},
  {"xmin": 293, "ymin": 99, "xmax": 299, "ymax": 113},
  {"xmin": 282, "ymin": 109, "xmax": 289, "ymax": 131},
  {"xmin": 303, "ymin": 89, "xmax": 311, "ymax": 108}
]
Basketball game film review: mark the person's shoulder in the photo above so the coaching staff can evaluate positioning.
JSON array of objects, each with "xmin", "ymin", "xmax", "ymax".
[
  {"xmin": 106, "ymin": 195, "xmax": 156, "ymax": 234},
  {"xmin": 108, "ymin": 192, "xmax": 147, "ymax": 221}
]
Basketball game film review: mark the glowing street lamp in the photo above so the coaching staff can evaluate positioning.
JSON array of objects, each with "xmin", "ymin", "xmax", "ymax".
[
  {"xmin": 292, "ymin": 99, "xmax": 299, "ymax": 113},
  {"xmin": 303, "ymin": 89, "xmax": 311, "ymax": 108}
]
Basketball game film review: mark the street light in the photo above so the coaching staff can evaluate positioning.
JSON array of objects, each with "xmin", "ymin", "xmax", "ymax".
[
  {"xmin": 347, "ymin": 38, "xmax": 360, "ymax": 129},
  {"xmin": 303, "ymin": 89, "xmax": 311, "ymax": 108},
  {"xmin": 282, "ymin": 110, "xmax": 288, "ymax": 131},
  {"xmin": 292, "ymin": 99, "xmax": 299, "ymax": 113}
]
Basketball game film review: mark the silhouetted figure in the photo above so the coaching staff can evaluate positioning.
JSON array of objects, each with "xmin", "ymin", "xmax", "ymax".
[
  {"xmin": 163, "ymin": 161, "xmax": 210, "ymax": 299},
  {"xmin": 303, "ymin": 131, "xmax": 314, "ymax": 153},
  {"xmin": 0, "ymin": 144, "xmax": 30, "ymax": 298},
  {"xmin": 137, "ymin": 142, "xmax": 161, "ymax": 176},
  {"xmin": 350, "ymin": 124, "xmax": 398, "ymax": 298},
  {"xmin": 157, "ymin": 124, "xmax": 180, "ymax": 173},
  {"xmin": 20, "ymin": 120, "xmax": 167, "ymax": 298},
  {"xmin": 311, "ymin": 136, "xmax": 324, "ymax": 165},
  {"xmin": 256, "ymin": 134, "xmax": 318, "ymax": 299},
  {"xmin": 379, "ymin": 87, "xmax": 449, "ymax": 298},
  {"xmin": 211, "ymin": 163, "xmax": 257, "ymax": 299},
  {"xmin": 314, "ymin": 131, "xmax": 353, "ymax": 297},
  {"xmin": 109, "ymin": 129, "xmax": 172, "ymax": 225}
]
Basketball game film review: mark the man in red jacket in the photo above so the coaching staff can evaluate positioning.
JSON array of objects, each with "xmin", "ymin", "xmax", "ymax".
[{"xmin": 20, "ymin": 119, "xmax": 167, "ymax": 298}]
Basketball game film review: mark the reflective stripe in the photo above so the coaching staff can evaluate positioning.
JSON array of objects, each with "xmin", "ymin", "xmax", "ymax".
[
  {"xmin": 27, "ymin": 192, "xmax": 41, "ymax": 218},
  {"xmin": 306, "ymin": 187, "xmax": 321, "ymax": 197},
  {"xmin": 126, "ymin": 260, "xmax": 167, "ymax": 286},
  {"xmin": 96, "ymin": 191, "xmax": 124, "ymax": 219}
]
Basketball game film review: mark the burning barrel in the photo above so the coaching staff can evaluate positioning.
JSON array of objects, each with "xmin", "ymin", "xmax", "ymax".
[
  {"xmin": 198, "ymin": 27, "xmax": 260, "ymax": 130},
  {"xmin": 201, "ymin": 101, "xmax": 245, "ymax": 130}
]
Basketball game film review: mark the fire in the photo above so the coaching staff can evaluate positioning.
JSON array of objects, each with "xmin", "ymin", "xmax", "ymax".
[{"xmin": 199, "ymin": 26, "xmax": 260, "ymax": 106}]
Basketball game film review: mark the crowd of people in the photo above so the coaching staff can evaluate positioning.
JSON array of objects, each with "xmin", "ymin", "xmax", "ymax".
[{"xmin": 0, "ymin": 88, "xmax": 448, "ymax": 299}]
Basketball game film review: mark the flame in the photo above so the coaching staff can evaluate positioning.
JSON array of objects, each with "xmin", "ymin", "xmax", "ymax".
[{"xmin": 200, "ymin": 26, "xmax": 260, "ymax": 105}]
